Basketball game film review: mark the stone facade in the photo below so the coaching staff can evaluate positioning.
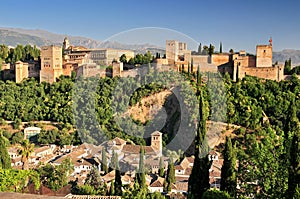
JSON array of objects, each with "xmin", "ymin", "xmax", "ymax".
[
  {"xmin": 89, "ymin": 49, "xmax": 134, "ymax": 66},
  {"xmin": 164, "ymin": 39, "xmax": 283, "ymax": 81},
  {"xmin": 15, "ymin": 61, "xmax": 28, "ymax": 83},
  {"xmin": 256, "ymin": 45, "xmax": 272, "ymax": 67},
  {"xmin": 40, "ymin": 45, "xmax": 63, "ymax": 83}
]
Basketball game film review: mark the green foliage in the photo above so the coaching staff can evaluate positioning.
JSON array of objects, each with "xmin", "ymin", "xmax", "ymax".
[
  {"xmin": 18, "ymin": 139, "xmax": 34, "ymax": 170},
  {"xmin": 202, "ymin": 189, "xmax": 232, "ymax": 199},
  {"xmin": 220, "ymin": 137, "xmax": 237, "ymax": 197},
  {"xmin": 208, "ymin": 44, "xmax": 215, "ymax": 56},
  {"xmin": 37, "ymin": 158, "xmax": 73, "ymax": 191},
  {"xmin": 11, "ymin": 131, "xmax": 24, "ymax": 145},
  {"xmin": 129, "ymin": 83, "xmax": 164, "ymax": 106},
  {"xmin": 287, "ymin": 122, "xmax": 300, "ymax": 198},
  {"xmin": 290, "ymin": 65, "xmax": 300, "ymax": 75},
  {"xmin": 119, "ymin": 54, "xmax": 127, "ymax": 64},
  {"xmin": 113, "ymin": 153, "xmax": 122, "ymax": 196},
  {"xmin": 0, "ymin": 168, "xmax": 40, "ymax": 192},
  {"xmin": 188, "ymin": 88, "xmax": 211, "ymax": 199},
  {"xmin": 220, "ymin": 42, "xmax": 223, "ymax": 54},
  {"xmin": 0, "ymin": 131, "xmax": 11, "ymax": 169},
  {"xmin": 125, "ymin": 51, "xmax": 153, "ymax": 66},
  {"xmin": 84, "ymin": 166, "xmax": 106, "ymax": 195},
  {"xmin": 236, "ymin": 127, "xmax": 287, "ymax": 198},
  {"xmin": 165, "ymin": 157, "xmax": 175, "ymax": 192},
  {"xmin": 158, "ymin": 156, "xmax": 165, "ymax": 177},
  {"xmin": 137, "ymin": 147, "xmax": 146, "ymax": 188},
  {"xmin": 284, "ymin": 58, "xmax": 292, "ymax": 75},
  {"xmin": 101, "ymin": 148, "xmax": 108, "ymax": 174},
  {"xmin": 13, "ymin": 118, "xmax": 22, "ymax": 129},
  {"xmin": 76, "ymin": 184, "xmax": 98, "ymax": 195},
  {"xmin": 0, "ymin": 44, "xmax": 40, "ymax": 64},
  {"xmin": 122, "ymin": 180, "xmax": 165, "ymax": 199}
]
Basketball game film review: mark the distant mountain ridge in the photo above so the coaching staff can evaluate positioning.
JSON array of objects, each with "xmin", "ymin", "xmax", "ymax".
[
  {"xmin": 0, "ymin": 27, "xmax": 164, "ymax": 54},
  {"xmin": 273, "ymin": 49, "xmax": 300, "ymax": 66},
  {"xmin": 0, "ymin": 27, "xmax": 299, "ymax": 64}
]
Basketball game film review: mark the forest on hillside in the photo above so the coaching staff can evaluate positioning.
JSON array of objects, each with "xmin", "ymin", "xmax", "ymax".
[{"xmin": 0, "ymin": 68, "xmax": 300, "ymax": 198}]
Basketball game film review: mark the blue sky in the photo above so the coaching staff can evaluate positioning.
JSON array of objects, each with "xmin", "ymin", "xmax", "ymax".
[{"xmin": 1, "ymin": 0, "xmax": 300, "ymax": 52}]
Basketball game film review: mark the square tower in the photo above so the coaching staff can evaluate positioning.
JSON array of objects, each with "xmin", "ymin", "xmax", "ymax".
[
  {"xmin": 256, "ymin": 44, "xmax": 272, "ymax": 67},
  {"xmin": 151, "ymin": 131, "xmax": 163, "ymax": 156},
  {"xmin": 15, "ymin": 61, "xmax": 28, "ymax": 83},
  {"xmin": 40, "ymin": 45, "xmax": 63, "ymax": 83}
]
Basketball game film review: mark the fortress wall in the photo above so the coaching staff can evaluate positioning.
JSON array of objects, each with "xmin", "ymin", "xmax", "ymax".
[
  {"xmin": 211, "ymin": 54, "xmax": 230, "ymax": 66},
  {"xmin": 238, "ymin": 66, "xmax": 283, "ymax": 81}
]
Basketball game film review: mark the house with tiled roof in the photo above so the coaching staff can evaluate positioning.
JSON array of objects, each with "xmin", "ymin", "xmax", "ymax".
[
  {"xmin": 149, "ymin": 176, "xmax": 165, "ymax": 193},
  {"xmin": 174, "ymin": 156, "xmax": 194, "ymax": 177}
]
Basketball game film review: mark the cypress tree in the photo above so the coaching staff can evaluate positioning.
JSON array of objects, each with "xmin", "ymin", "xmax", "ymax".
[
  {"xmin": 158, "ymin": 156, "xmax": 165, "ymax": 177},
  {"xmin": 166, "ymin": 157, "xmax": 175, "ymax": 192},
  {"xmin": 188, "ymin": 88, "xmax": 211, "ymax": 199},
  {"xmin": 114, "ymin": 153, "xmax": 122, "ymax": 196},
  {"xmin": 137, "ymin": 147, "xmax": 146, "ymax": 188},
  {"xmin": 220, "ymin": 136, "xmax": 237, "ymax": 197},
  {"xmin": 285, "ymin": 99, "xmax": 298, "ymax": 161},
  {"xmin": 109, "ymin": 150, "xmax": 117, "ymax": 171},
  {"xmin": 181, "ymin": 64, "xmax": 184, "ymax": 73},
  {"xmin": 220, "ymin": 42, "xmax": 223, "ymax": 53},
  {"xmin": 0, "ymin": 131, "xmax": 11, "ymax": 169},
  {"xmin": 188, "ymin": 62, "xmax": 190, "ymax": 76},
  {"xmin": 191, "ymin": 58, "xmax": 194, "ymax": 73},
  {"xmin": 198, "ymin": 43, "xmax": 202, "ymax": 54},
  {"xmin": 287, "ymin": 122, "xmax": 300, "ymax": 198},
  {"xmin": 110, "ymin": 180, "xmax": 115, "ymax": 196},
  {"xmin": 197, "ymin": 65, "xmax": 201, "ymax": 86},
  {"xmin": 101, "ymin": 148, "xmax": 108, "ymax": 174},
  {"xmin": 288, "ymin": 58, "xmax": 292, "ymax": 67}
]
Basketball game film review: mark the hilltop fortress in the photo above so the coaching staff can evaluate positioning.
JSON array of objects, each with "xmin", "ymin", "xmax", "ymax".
[
  {"xmin": 2, "ymin": 38, "xmax": 285, "ymax": 83},
  {"xmin": 156, "ymin": 38, "xmax": 284, "ymax": 81}
]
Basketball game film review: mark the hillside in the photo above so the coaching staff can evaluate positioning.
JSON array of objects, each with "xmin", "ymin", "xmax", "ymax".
[{"xmin": 126, "ymin": 89, "xmax": 239, "ymax": 150}]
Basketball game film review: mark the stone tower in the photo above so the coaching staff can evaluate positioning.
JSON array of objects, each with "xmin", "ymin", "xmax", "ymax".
[
  {"xmin": 63, "ymin": 37, "xmax": 70, "ymax": 50},
  {"xmin": 40, "ymin": 45, "xmax": 63, "ymax": 83},
  {"xmin": 256, "ymin": 39, "xmax": 273, "ymax": 67},
  {"xmin": 15, "ymin": 61, "xmax": 28, "ymax": 83},
  {"xmin": 151, "ymin": 131, "xmax": 162, "ymax": 156}
]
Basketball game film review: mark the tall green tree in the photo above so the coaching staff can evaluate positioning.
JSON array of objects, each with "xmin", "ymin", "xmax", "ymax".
[
  {"xmin": 191, "ymin": 58, "xmax": 194, "ymax": 73},
  {"xmin": 208, "ymin": 44, "xmax": 215, "ymax": 56},
  {"xmin": 188, "ymin": 88, "xmax": 211, "ymax": 199},
  {"xmin": 220, "ymin": 137, "xmax": 237, "ymax": 197},
  {"xmin": 158, "ymin": 156, "xmax": 165, "ymax": 177},
  {"xmin": 110, "ymin": 150, "xmax": 117, "ymax": 171},
  {"xmin": 110, "ymin": 180, "xmax": 115, "ymax": 196},
  {"xmin": 197, "ymin": 65, "xmax": 201, "ymax": 85},
  {"xmin": 287, "ymin": 122, "xmax": 300, "ymax": 198},
  {"xmin": 85, "ymin": 166, "xmax": 105, "ymax": 195},
  {"xmin": 137, "ymin": 147, "xmax": 146, "ymax": 188},
  {"xmin": 18, "ymin": 139, "xmax": 34, "ymax": 170},
  {"xmin": 0, "ymin": 131, "xmax": 11, "ymax": 169},
  {"xmin": 220, "ymin": 42, "xmax": 223, "ymax": 53},
  {"xmin": 165, "ymin": 157, "xmax": 175, "ymax": 192},
  {"xmin": 101, "ymin": 148, "xmax": 108, "ymax": 174},
  {"xmin": 114, "ymin": 153, "xmax": 122, "ymax": 196},
  {"xmin": 198, "ymin": 43, "xmax": 202, "ymax": 54}
]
